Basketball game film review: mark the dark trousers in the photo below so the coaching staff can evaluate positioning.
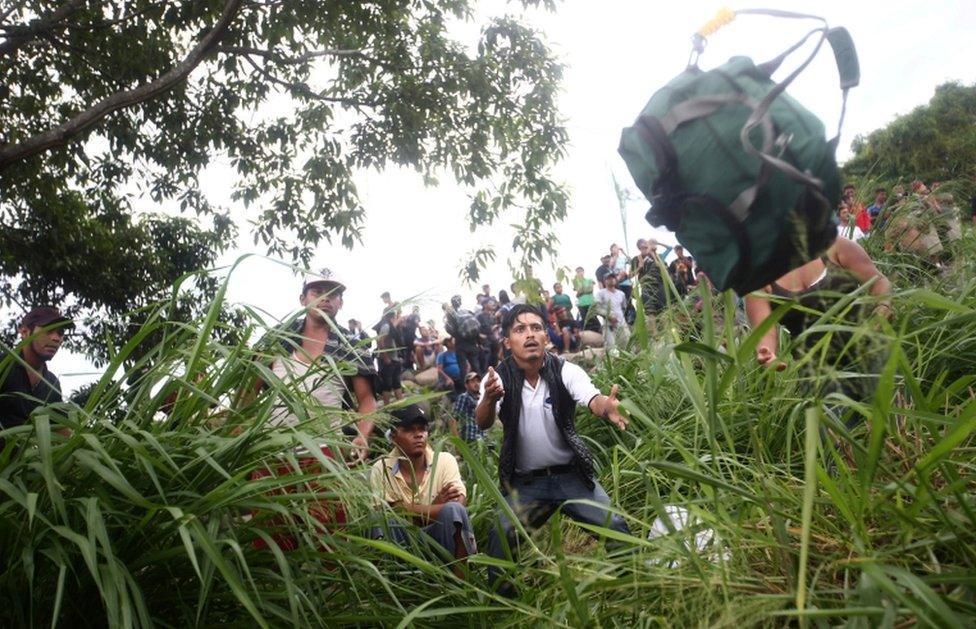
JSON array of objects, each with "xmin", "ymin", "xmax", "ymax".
[
  {"xmin": 619, "ymin": 284, "xmax": 636, "ymax": 325},
  {"xmin": 578, "ymin": 305, "xmax": 601, "ymax": 332},
  {"xmin": 486, "ymin": 471, "xmax": 630, "ymax": 587},
  {"xmin": 370, "ymin": 502, "xmax": 477, "ymax": 559},
  {"xmin": 455, "ymin": 343, "xmax": 484, "ymax": 377}
]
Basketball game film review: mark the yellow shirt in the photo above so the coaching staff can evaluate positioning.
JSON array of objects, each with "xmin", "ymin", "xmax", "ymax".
[{"xmin": 370, "ymin": 446, "xmax": 466, "ymax": 506}]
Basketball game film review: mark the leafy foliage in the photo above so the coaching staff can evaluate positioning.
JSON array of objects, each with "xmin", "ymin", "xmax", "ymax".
[
  {"xmin": 3, "ymin": 229, "xmax": 976, "ymax": 625},
  {"xmin": 845, "ymin": 82, "xmax": 976, "ymax": 190},
  {"xmin": 0, "ymin": 0, "xmax": 568, "ymax": 360}
]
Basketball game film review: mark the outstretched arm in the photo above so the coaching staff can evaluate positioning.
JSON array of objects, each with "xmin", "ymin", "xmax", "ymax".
[
  {"xmin": 587, "ymin": 384, "xmax": 628, "ymax": 430},
  {"xmin": 745, "ymin": 290, "xmax": 783, "ymax": 369},
  {"xmin": 831, "ymin": 237, "xmax": 892, "ymax": 314}
]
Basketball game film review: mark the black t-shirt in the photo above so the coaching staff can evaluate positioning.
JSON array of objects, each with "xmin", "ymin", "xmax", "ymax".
[
  {"xmin": 669, "ymin": 258, "xmax": 695, "ymax": 288},
  {"xmin": 0, "ymin": 359, "xmax": 63, "ymax": 429},
  {"xmin": 398, "ymin": 314, "xmax": 420, "ymax": 346},
  {"xmin": 476, "ymin": 310, "xmax": 494, "ymax": 335},
  {"xmin": 595, "ymin": 264, "xmax": 612, "ymax": 287}
]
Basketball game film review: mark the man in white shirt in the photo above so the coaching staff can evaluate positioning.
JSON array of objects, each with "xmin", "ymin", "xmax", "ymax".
[
  {"xmin": 595, "ymin": 274, "xmax": 631, "ymax": 350},
  {"xmin": 838, "ymin": 205, "xmax": 866, "ymax": 241},
  {"xmin": 475, "ymin": 304, "xmax": 631, "ymax": 594}
]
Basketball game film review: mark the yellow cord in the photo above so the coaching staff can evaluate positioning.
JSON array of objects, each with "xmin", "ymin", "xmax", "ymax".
[{"xmin": 697, "ymin": 7, "xmax": 736, "ymax": 38}]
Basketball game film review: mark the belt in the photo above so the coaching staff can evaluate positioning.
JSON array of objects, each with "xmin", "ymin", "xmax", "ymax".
[{"xmin": 517, "ymin": 464, "xmax": 574, "ymax": 478}]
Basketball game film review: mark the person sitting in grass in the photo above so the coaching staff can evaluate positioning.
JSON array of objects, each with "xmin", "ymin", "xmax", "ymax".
[
  {"xmin": 369, "ymin": 404, "xmax": 476, "ymax": 576},
  {"xmin": 476, "ymin": 304, "xmax": 631, "ymax": 594},
  {"xmin": 548, "ymin": 282, "xmax": 579, "ymax": 354}
]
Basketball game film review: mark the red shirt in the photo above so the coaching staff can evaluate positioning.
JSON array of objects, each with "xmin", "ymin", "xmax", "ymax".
[{"xmin": 852, "ymin": 202, "xmax": 871, "ymax": 232}]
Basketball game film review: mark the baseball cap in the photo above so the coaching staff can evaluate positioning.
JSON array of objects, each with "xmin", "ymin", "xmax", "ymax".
[
  {"xmin": 390, "ymin": 404, "xmax": 429, "ymax": 429},
  {"xmin": 21, "ymin": 306, "xmax": 73, "ymax": 330},
  {"xmin": 302, "ymin": 267, "xmax": 346, "ymax": 293},
  {"xmin": 464, "ymin": 371, "xmax": 479, "ymax": 382}
]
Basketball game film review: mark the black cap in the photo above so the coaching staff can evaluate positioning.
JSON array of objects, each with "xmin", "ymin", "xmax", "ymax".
[
  {"xmin": 390, "ymin": 404, "xmax": 428, "ymax": 429},
  {"xmin": 21, "ymin": 306, "xmax": 73, "ymax": 330}
]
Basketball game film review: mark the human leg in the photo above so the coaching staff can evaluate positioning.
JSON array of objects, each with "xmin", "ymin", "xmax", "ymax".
[
  {"xmin": 617, "ymin": 323, "xmax": 631, "ymax": 348},
  {"xmin": 486, "ymin": 478, "xmax": 558, "ymax": 590},
  {"xmin": 423, "ymin": 501, "xmax": 477, "ymax": 559},
  {"xmin": 391, "ymin": 363, "xmax": 404, "ymax": 400},
  {"xmin": 556, "ymin": 474, "xmax": 631, "ymax": 539},
  {"xmin": 602, "ymin": 321, "xmax": 616, "ymax": 351}
]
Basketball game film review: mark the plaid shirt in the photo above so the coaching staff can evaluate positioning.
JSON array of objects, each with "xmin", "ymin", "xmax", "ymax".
[{"xmin": 453, "ymin": 391, "xmax": 487, "ymax": 442}]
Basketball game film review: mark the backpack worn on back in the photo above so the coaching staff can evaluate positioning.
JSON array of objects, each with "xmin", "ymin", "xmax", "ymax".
[
  {"xmin": 453, "ymin": 310, "xmax": 482, "ymax": 341},
  {"xmin": 619, "ymin": 9, "xmax": 860, "ymax": 294}
]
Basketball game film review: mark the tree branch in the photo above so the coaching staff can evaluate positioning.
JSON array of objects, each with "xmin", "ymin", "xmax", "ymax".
[
  {"xmin": 0, "ymin": 0, "xmax": 89, "ymax": 58},
  {"xmin": 217, "ymin": 45, "xmax": 368, "ymax": 64},
  {"xmin": 63, "ymin": 0, "xmax": 168, "ymax": 33},
  {"xmin": 240, "ymin": 54, "xmax": 379, "ymax": 108},
  {"xmin": 0, "ymin": 0, "xmax": 242, "ymax": 171}
]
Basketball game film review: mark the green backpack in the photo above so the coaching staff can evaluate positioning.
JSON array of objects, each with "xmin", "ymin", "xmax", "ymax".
[{"xmin": 619, "ymin": 9, "xmax": 860, "ymax": 294}]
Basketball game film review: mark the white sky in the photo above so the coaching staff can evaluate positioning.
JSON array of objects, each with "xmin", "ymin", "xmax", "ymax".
[{"xmin": 50, "ymin": 0, "xmax": 976, "ymax": 392}]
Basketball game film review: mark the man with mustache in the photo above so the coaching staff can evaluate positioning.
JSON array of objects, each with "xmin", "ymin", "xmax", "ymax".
[
  {"xmin": 475, "ymin": 304, "xmax": 631, "ymax": 594},
  {"xmin": 1, "ymin": 307, "xmax": 72, "ymax": 430}
]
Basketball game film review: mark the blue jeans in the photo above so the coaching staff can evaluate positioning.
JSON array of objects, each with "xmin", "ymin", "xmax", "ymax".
[
  {"xmin": 370, "ymin": 501, "xmax": 477, "ymax": 561},
  {"xmin": 486, "ymin": 472, "xmax": 630, "ymax": 586}
]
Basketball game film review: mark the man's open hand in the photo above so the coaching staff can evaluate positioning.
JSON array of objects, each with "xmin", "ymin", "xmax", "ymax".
[{"xmin": 603, "ymin": 384, "xmax": 628, "ymax": 431}]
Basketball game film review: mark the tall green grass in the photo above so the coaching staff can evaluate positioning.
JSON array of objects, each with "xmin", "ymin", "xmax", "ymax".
[{"xmin": 2, "ymin": 230, "xmax": 976, "ymax": 627}]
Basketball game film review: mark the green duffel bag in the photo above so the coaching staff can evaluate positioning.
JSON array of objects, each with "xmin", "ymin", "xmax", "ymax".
[{"xmin": 619, "ymin": 9, "xmax": 860, "ymax": 294}]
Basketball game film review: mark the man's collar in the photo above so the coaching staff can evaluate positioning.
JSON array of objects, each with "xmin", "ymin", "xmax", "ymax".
[{"xmin": 386, "ymin": 445, "xmax": 434, "ymax": 476}]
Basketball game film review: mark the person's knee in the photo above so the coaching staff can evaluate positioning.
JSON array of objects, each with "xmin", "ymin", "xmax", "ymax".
[{"xmin": 438, "ymin": 501, "xmax": 469, "ymax": 524}]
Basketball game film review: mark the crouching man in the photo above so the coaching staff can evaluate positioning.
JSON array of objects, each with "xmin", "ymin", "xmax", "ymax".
[
  {"xmin": 369, "ymin": 404, "xmax": 476, "ymax": 575},
  {"xmin": 477, "ymin": 304, "xmax": 631, "ymax": 593}
]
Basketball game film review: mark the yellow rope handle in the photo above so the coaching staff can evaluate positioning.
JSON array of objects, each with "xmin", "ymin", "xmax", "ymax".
[{"xmin": 697, "ymin": 7, "xmax": 736, "ymax": 38}]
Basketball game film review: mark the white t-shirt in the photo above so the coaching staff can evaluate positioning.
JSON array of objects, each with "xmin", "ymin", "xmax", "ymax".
[
  {"xmin": 596, "ymin": 288, "xmax": 626, "ymax": 325},
  {"xmin": 481, "ymin": 361, "xmax": 601, "ymax": 472},
  {"xmin": 270, "ymin": 352, "xmax": 345, "ymax": 428},
  {"xmin": 840, "ymin": 223, "xmax": 866, "ymax": 241}
]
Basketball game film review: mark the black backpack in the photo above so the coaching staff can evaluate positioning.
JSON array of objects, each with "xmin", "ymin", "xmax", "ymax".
[{"xmin": 453, "ymin": 310, "xmax": 482, "ymax": 341}]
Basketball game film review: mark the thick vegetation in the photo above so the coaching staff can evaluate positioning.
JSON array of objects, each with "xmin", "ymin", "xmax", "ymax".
[
  {"xmin": 2, "ymin": 221, "xmax": 975, "ymax": 627},
  {"xmin": 0, "ymin": 0, "xmax": 567, "ymax": 361},
  {"xmin": 845, "ymin": 81, "xmax": 976, "ymax": 198}
]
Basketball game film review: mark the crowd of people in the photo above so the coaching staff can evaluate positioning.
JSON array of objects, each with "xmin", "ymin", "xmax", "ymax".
[
  {"xmin": 2, "ymin": 177, "xmax": 965, "ymax": 593},
  {"xmin": 836, "ymin": 181, "xmax": 969, "ymax": 265},
  {"xmin": 361, "ymin": 237, "xmax": 706, "ymax": 405}
]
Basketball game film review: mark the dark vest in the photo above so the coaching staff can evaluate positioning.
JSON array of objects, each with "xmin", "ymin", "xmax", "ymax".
[{"xmin": 495, "ymin": 353, "xmax": 595, "ymax": 490}]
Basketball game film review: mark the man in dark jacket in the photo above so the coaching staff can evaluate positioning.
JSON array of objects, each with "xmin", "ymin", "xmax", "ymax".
[
  {"xmin": 1, "ymin": 307, "xmax": 72, "ymax": 430},
  {"xmin": 444, "ymin": 295, "xmax": 484, "ymax": 377},
  {"xmin": 475, "ymin": 304, "xmax": 631, "ymax": 592}
]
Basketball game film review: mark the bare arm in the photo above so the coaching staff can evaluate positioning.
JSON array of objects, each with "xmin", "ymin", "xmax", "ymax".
[
  {"xmin": 349, "ymin": 374, "xmax": 377, "ymax": 464},
  {"xmin": 390, "ymin": 484, "xmax": 466, "ymax": 523},
  {"xmin": 744, "ymin": 290, "xmax": 782, "ymax": 368},
  {"xmin": 475, "ymin": 367, "xmax": 503, "ymax": 430},
  {"xmin": 830, "ymin": 237, "xmax": 892, "ymax": 309},
  {"xmin": 475, "ymin": 395, "xmax": 497, "ymax": 430}
]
